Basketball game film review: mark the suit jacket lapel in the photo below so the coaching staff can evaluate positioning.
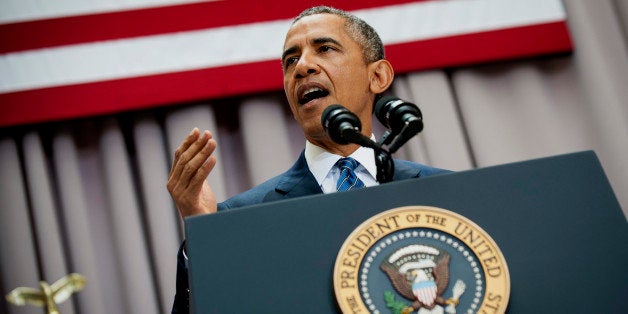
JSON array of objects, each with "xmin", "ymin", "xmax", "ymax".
[{"xmin": 274, "ymin": 152, "xmax": 322, "ymax": 198}]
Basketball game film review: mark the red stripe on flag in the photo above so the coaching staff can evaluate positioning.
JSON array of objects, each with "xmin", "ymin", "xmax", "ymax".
[
  {"xmin": 0, "ymin": 60, "xmax": 283, "ymax": 127},
  {"xmin": 0, "ymin": 21, "xmax": 572, "ymax": 127},
  {"xmin": 389, "ymin": 21, "xmax": 573, "ymax": 72},
  {"xmin": 0, "ymin": 0, "xmax": 425, "ymax": 53}
]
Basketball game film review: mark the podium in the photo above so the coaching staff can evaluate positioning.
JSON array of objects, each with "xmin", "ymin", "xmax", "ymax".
[{"xmin": 186, "ymin": 151, "xmax": 627, "ymax": 313}]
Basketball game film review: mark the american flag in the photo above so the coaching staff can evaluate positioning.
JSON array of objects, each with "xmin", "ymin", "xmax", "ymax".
[{"xmin": 0, "ymin": 0, "xmax": 572, "ymax": 127}]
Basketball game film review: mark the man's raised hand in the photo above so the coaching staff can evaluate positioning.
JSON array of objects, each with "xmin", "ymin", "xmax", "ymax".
[{"xmin": 167, "ymin": 128, "xmax": 218, "ymax": 218}]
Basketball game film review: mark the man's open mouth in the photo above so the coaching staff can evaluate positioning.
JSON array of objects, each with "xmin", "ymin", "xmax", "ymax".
[{"xmin": 299, "ymin": 87, "xmax": 330, "ymax": 105}]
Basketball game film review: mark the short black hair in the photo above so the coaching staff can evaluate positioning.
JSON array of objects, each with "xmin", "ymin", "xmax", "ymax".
[{"xmin": 293, "ymin": 6, "xmax": 385, "ymax": 64}]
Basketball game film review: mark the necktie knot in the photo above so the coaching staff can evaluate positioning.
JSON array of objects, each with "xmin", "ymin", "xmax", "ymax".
[
  {"xmin": 336, "ymin": 157, "xmax": 359, "ymax": 172},
  {"xmin": 336, "ymin": 157, "xmax": 365, "ymax": 192}
]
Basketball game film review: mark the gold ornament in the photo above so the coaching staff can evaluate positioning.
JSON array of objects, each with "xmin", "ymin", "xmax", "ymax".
[{"xmin": 6, "ymin": 273, "xmax": 86, "ymax": 314}]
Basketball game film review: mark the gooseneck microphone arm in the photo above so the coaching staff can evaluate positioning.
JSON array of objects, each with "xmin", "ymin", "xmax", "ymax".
[
  {"xmin": 387, "ymin": 119, "xmax": 422, "ymax": 154},
  {"xmin": 374, "ymin": 96, "xmax": 423, "ymax": 154},
  {"xmin": 321, "ymin": 105, "xmax": 378, "ymax": 149},
  {"xmin": 322, "ymin": 105, "xmax": 394, "ymax": 183}
]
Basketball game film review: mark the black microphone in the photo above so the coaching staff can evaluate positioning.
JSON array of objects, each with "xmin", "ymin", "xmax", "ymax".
[
  {"xmin": 321, "ymin": 105, "xmax": 377, "ymax": 148},
  {"xmin": 374, "ymin": 96, "xmax": 424, "ymax": 153},
  {"xmin": 374, "ymin": 95, "xmax": 423, "ymax": 136}
]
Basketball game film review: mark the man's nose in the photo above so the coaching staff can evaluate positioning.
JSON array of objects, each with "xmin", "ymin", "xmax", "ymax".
[{"xmin": 294, "ymin": 53, "xmax": 320, "ymax": 78}]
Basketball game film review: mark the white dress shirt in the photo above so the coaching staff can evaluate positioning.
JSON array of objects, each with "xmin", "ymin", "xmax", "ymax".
[{"xmin": 304, "ymin": 140, "xmax": 379, "ymax": 193}]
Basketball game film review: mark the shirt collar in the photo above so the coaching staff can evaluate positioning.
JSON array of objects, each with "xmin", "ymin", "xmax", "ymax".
[{"xmin": 304, "ymin": 138, "xmax": 378, "ymax": 185}]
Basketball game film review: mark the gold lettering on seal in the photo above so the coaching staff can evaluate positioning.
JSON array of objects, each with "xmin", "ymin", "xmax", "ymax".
[
  {"xmin": 339, "ymin": 215, "xmax": 402, "ymax": 290},
  {"xmin": 425, "ymin": 214, "xmax": 447, "ymax": 226},
  {"xmin": 346, "ymin": 295, "xmax": 362, "ymax": 313},
  {"xmin": 333, "ymin": 206, "xmax": 510, "ymax": 314},
  {"xmin": 479, "ymin": 293, "xmax": 503, "ymax": 313},
  {"xmin": 454, "ymin": 222, "xmax": 502, "ymax": 277}
]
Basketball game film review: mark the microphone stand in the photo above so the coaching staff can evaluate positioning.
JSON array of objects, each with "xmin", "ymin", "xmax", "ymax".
[
  {"xmin": 385, "ymin": 117, "xmax": 422, "ymax": 154},
  {"xmin": 339, "ymin": 129, "xmax": 395, "ymax": 183},
  {"xmin": 374, "ymin": 131, "xmax": 395, "ymax": 183},
  {"xmin": 337, "ymin": 126, "xmax": 422, "ymax": 184},
  {"xmin": 373, "ymin": 116, "xmax": 423, "ymax": 183}
]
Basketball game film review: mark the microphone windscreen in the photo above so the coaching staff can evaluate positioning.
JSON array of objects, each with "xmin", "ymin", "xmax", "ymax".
[
  {"xmin": 374, "ymin": 96, "xmax": 422, "ymax": 134},
  {"xmin": 321, "ymin": 104, "xmax": 362, "ymax": 145},
  {"xmin": 374, "ymin": 95, "xmax": 400, "ymax": 129}
]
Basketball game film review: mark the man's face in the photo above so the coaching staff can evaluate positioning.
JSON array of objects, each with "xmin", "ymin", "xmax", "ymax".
[{"xmin": 282, "ymin": 14, "xmax": 375, "ymax": 145}]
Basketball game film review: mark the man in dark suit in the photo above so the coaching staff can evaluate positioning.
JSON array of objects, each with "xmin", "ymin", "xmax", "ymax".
[{"xmin": 167, "ymin": 6, "xmax": 448, "ymax": 313}]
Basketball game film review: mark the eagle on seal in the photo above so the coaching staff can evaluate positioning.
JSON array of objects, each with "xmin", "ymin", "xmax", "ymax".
[{"xmin": 380, "ymin": 245, "xmax": 451, "ymax": 311}]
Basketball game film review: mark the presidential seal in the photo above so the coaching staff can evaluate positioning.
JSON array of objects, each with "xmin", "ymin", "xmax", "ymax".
[{"xmin": 333, "ymin": 206, "xmax": 509, "ymax": 314}]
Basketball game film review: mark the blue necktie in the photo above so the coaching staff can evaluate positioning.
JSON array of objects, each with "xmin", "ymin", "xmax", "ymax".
[{"xmin": 336, "ymin": 157, "xmax": 365, "ymax": 192}]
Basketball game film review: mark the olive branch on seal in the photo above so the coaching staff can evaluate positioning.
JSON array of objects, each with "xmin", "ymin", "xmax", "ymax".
[{"xmin": 384, "ymin": 291, "xmax": 413, "ymax": 314}]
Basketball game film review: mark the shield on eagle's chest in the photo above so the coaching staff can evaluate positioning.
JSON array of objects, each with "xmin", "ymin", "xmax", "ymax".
[{"xmin": 412, "ymin": 280, "xmax": 437, "ymax": 307}]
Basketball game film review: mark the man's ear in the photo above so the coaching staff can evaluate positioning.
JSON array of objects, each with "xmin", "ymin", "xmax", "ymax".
[{"xmin": 368, "ymin": 59, "xmax": 394, "ymax": 94}]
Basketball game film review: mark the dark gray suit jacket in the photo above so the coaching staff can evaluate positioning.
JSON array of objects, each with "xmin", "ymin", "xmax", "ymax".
[{"xmin": 172, "ymin": 152, "xmax": 449, "ymax": 313}]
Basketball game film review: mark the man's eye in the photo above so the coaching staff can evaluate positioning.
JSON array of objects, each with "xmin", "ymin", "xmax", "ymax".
[
  {"xmin": 320, "ymin": 45, "xmax": 332, "ymax": 52},
  {"xmin": 284, "ymin": 57, "xmax": 298, "ymax": 68}
]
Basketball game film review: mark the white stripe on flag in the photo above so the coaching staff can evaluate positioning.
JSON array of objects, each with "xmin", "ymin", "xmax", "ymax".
[
  {"xmin": 359, "ymin": 0, "xmax": 565, "ymax": 45},
  {"xmin": 0, "ymin": 0, "xmax": 566, "ymax": 94},
  {"xmin": 0, "ymin": 19, "xmax": 291, "ymax": 93},
  {"xmin": 0, "ymin": 0, "xmax": 215, "ymax": 24}
]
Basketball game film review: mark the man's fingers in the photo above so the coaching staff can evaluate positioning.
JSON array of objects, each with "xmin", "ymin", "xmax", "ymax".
[
  {"xmin": 166, "ymin": 127, "xmax": 219, "ymax": 218},
  {"xmin": 193, "ymin": 154, "xmax": 217, "ymax": 187},
  {"xmin": 170, "ymin": 128, "xmax": 200, "ymax": 177},
  {"xmin": 183, "ymin": 152, "xmax": 217, "ymax": 197},
  {"xmin": 170, "ymin": 130, "xmax": 213, "ymax": 182},
  {"xmin": 168, "ymin": 135, "xmax": 216, "ymax": 196},
  {"xmin": 179, "ymin": 137, "xmax": 216, "ymax": 188}
]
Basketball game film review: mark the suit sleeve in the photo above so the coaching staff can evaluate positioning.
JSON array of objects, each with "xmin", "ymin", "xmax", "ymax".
[{"xmin": 171, "ymin": 242, "xmax": 189, "ymax": 314}]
